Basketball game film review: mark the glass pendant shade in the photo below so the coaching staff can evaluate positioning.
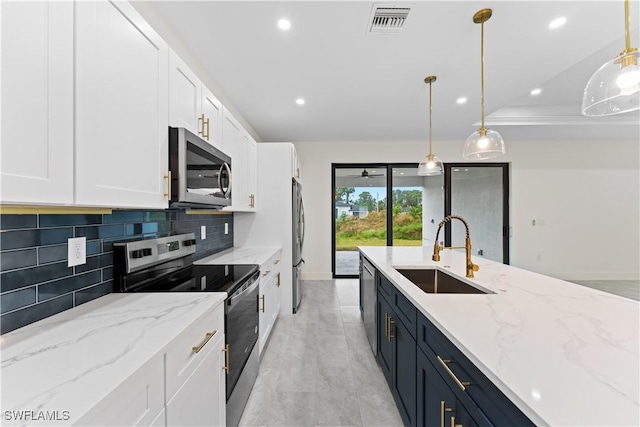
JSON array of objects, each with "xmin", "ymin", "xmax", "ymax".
[
  {"xmin": 582, "ymin": 50, "xmax": 640, "ymax": 116},
  {"xmin": 463, "ymin": 128, "xmax": 505, "ymax": 160},
  {"xmin": 417, "ymin": 154, "xmax": 444, "ymax": 176}
]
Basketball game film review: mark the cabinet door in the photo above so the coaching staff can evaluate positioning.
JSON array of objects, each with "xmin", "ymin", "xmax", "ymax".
[
  {"xmin": 273, "ymin": 271, "xmax": 282, "ymax": 319},
  {"xmin": 244, "ymin": 131, "xmax": 257, "ymax": 210},
  {"xmin": 222, "ymin": 108, "xmax": 248, "ymax": 210},
  {"xmin": 377, "ymin": 294, "xmax": 394, "ymax": 385},
  {"xmin": 201, "ymin": 85, "xmax": 223, "ymax": 150},
  {"xmin": 258, "ymin": 273, "xmax": 275, "ymax": 354},
  {"xmin": 0, "ymin": 1, "xmax": 74, "ymax": 204},
  {"xmin": 393, "ymin": 317, "xmax": 417, "ymax": 427},
  {"xmin": 166, "ymin": 334, "xmax": 226, "ymax": 427},
  {"xmin": 169, "ymin": 49, "xmax": 202, "ymax": 136},
  {"xmin": 418, "ymin": 347, "xmax": 457, "ymax": 427},
  {"xmin": 75, "ymin": 0, "xmax": 168, "ymax": 208}
]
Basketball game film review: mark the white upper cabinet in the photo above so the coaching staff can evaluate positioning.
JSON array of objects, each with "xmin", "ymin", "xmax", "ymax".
[
  {"xmin": 221, "ymin": 108, "xmax": 257, "ymax": 212},
  {"xmin": 169, "ymin": 50, "xmax": 222, "ymax": 150},
  {"xmin": 75, "ymin": 0, "xmax": 169, "ymax": 208},
  {"xmin": 0, "ymin": 1, "xmax": 74, "ymax": 205}
]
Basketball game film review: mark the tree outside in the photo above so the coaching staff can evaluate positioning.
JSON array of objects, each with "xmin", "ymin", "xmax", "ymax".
[{"xmin": 335, "ymin": 187, "xmax": 422, "ymax": 250}]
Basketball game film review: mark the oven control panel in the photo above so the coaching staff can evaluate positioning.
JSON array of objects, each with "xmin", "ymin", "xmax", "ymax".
[{"xmin": 114, "ymin": 233, "xmax": 197, "ymax": 274}]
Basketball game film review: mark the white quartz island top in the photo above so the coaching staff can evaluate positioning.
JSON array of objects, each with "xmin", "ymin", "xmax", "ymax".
[
  {"xmin": 0, "ymin": 292, "xmax": 226, "ymax": 426},
  {"xmin": 359, "ymin": 246, "xmax": 639, "ymax": 427},
  {"xmin": 195, "ymin": 246, "xmax": 280, "ymax": 266}
]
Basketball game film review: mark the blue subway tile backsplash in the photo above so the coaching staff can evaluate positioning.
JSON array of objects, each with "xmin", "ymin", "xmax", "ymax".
[{"xmin": 0, "ymin": 210, "xmax": 233, "ymax": 334}]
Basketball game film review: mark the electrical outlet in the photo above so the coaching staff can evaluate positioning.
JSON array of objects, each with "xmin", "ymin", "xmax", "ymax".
[
  {"xmin": 68, "ymin": 237, "xmax": 87, "ymax": 267},
  {"xmin": 201, "ymin": 225, "xmax": 206, "ymax": 240},
  {"xmin": 225, "ymin": 223, "xmax": 229, "ymax": 235}
]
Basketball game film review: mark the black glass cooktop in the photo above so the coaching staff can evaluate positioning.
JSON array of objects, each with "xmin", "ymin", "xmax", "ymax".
[{"xmin": 116, "ymin": 261, "xmax": 259, "ymax": 294}]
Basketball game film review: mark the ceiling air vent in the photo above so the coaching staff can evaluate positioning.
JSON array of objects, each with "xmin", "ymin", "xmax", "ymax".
[{"xmin": 367, "ymin": 4, "xmax": 411, "ymax": 34}]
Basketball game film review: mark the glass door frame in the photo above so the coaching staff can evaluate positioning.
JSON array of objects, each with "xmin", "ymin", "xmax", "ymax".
[
  {"xmin": 443, "ymin": 163, "xmax": 510, "ymax": 265},
  {"xmin": 331, "ymin": 163, "xmax": 418, "ymax": 278}
]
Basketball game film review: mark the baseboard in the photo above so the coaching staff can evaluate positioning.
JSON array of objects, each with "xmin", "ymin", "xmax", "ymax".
[
  {"xmin": 547, "ymin": 272, "xmax": 640, "ymax": 281},
  {"xmin": 301, "ymin": 272, "xmax": 333, "ymax": 280}
]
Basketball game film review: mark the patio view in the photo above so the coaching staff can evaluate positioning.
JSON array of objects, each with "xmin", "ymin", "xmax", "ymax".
[{"xmin": 334, "ymin": 166, "xmax": 425, "ymax": 275}]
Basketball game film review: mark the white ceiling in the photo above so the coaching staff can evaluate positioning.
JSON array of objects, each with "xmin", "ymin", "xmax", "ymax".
[{"xmin": 144, "ymin": 0, "xmax": 640, "ymax": 142}]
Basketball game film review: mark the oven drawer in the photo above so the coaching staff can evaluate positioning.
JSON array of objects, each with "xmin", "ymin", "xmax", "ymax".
[{"xmin": 165, "ymin": 301, "xmax": 225, "ymax": 402}]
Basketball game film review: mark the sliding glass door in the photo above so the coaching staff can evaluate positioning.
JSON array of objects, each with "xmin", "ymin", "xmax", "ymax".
[{"xmin": 333, "ymin": 165, "xmax": 387, "ymax": 276}]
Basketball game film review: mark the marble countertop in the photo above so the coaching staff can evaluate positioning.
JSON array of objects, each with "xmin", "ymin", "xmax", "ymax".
[
  {"xmin": 359, "ymin": 246, "xmax": 639, "ymax": 427},
  {"xmin": 0, "ymin": 293, "xmax": 226, "ymax": 426},
  {"xmin": 195, "ymin": 246, "xmax": 281, "ymax": 266}
]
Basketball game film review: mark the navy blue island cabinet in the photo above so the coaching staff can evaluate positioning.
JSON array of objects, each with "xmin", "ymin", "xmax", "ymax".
[
  {"xmin": 377, "ymin": 274, "xmax": 417, "ymax": 427},
  {"xmin": 368, "ymin": 268, "xmax": 535, "ymax": 427}
]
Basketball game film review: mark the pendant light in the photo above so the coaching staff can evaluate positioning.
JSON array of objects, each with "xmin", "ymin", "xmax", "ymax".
[
  {"xmin": 462, "ymin": 8, "xmax": 506, "ymax": 160},
  {"xmin": 582, "ymin": 0, "xmax": 639, "ymax": 116},
  {"xmin": 417, "ymin": 76, "xmax": 444, "ymax": 176}
]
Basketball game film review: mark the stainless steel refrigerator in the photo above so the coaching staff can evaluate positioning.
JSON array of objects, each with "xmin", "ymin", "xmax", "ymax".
[{"xmin": 292, "ymin": 178, "xmax": 305, "ymax": 313}]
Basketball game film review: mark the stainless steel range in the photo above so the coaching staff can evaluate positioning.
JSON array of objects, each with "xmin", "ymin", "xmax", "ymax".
[{"xmin": 113, "ymin": 233, "xmax": 259, "ymax": 427}]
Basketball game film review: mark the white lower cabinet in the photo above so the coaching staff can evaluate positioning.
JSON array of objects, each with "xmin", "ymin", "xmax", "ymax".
[
  {"xmin": 166, "ymin": 332, "xmax": 226, "ymax": 427},
  {"xmin": 258, "ymin": 250, "xmax": 282, "ymax": 354},
  {"xmin": 74, "ymin": 353, "xmax": 165, "ymax": 426}
]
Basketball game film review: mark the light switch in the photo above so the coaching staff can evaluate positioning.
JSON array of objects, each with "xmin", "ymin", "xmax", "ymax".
[
  {"xmin": 225, "ymin": 223, "xmax": 229, "ymax": 235},
  {"xmin": 201, "ymin": 225, "xmax": 206, "ymax": 240}
]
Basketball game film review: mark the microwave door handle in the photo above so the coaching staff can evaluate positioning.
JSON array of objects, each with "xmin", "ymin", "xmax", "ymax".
[
  {"xmin": 217, "ymin": 164, "xmax": 224, "ymax": 197},
  {"xmin": 222, "ymin": 162, "xmax": 232, "ymax": 198}
]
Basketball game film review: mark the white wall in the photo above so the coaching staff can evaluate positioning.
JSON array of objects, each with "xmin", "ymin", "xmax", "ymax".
[{"xmin": 295, "ymin": 139, "xmax": 640, "ymax": 281}]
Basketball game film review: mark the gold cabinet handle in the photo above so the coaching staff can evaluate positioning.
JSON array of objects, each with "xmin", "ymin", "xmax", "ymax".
[
  {"xmin": 260, "ymin": 295, "xmax": 265, "ymax": 313},
  {"xmin": 296, "ymin": 167, "xmax": 300, "ymax": 179},
  {"xmin": 437, "ymin": 355, "xmax": 471, "ymax": 391},
  {"xmin": 204, "ymin": 117, "xmax": 210, "ymax": 140},
  {"xmin": 384, "ymin": 313, "xmax": 388, "ymax": 340},
  {"xmin": 274, "ymin": 259, "xmax": 280, "ymax": 264},
  {"xmin": 192, "ymin": 330, "xmax": 217, "ymax": 354},
  {"xmin": 249, "ymin": 194, "xmax": 255, "ymax": 208},
  {"xmin": 451, "ymin": 416, "xmax": 463, "ymax": 427},
  {"xmin": 388, "ymin": 316, "xmax": 395, "ymax": 341},
  {"xmin": 198, "ymin": 113, "xmax": 205, "ymax": 137},
  {"xmin": 262, "ymin": 270, "xmax": 271, "ymax": 277},
  {"xmin": 222, "ymin": 344, "xmax": 230, "ymax": 374},
  {"xmin": 276, "ymin": 273, "xmax": 281, "ymax": 287},
  {"xmin": 440, "ymin": 401, "xmax": 453, "ymax": 427},
  {"xmin": 164, "ymin": 171, "xmax": 171, "ymax": 199}
]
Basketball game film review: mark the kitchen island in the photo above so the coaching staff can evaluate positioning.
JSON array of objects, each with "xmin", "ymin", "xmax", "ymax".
[{"xmin": 359, "ymin": 246, "xmax": 639, "ymax": 427}]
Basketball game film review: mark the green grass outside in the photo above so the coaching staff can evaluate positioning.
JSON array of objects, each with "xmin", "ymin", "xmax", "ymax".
[{"xmin": 336, "ymin": 236, "xmax": 422, "ymax": 251}]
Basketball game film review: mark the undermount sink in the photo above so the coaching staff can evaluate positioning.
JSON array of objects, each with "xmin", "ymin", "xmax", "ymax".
[{"xmin": 395, "ymin": 268, "xmax": 492, "ymax": 294}]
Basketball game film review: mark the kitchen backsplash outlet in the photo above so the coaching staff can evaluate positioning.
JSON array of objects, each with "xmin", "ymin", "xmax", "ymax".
[{"xmin": 0, "ymin": 210, "xmax": 233, "ymax": 334}]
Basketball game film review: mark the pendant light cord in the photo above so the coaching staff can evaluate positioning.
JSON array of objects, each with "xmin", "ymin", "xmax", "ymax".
[
  {"xmin": 480, "ymin": 19, "xmax": 485, "ymax": 131},
  {"xmin": 429, "ymin": 80, "xmax": 433, "ymax": 156},
  {"xmin": 624, "ymin": 0, "xmax": 632, "ymax": 53}
]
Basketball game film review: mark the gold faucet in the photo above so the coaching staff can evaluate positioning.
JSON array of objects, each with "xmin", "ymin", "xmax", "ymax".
[{"xmin": 432, "ymin": 215, "xmax": 479, "ymax": 278}]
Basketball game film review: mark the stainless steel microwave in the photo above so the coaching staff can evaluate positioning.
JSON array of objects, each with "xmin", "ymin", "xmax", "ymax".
[{"xmin": 169, "ymin": 127, "xmax": 231, "ymax": 209}]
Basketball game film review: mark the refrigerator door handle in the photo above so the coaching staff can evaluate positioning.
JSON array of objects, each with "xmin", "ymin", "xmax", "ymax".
[{"xmin": 299, "ymin": 197, "xmax": 305, "ymax": 254}]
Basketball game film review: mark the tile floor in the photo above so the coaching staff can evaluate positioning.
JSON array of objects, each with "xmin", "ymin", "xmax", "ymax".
[{"xmin": 239, "ymin": 279, "xmax": 402, "ymax": 427}]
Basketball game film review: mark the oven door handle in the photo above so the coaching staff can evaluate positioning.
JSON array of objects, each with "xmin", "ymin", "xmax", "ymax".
[{"xmin": 228, "ymin": 274, "xmax": 260, "ymax": 306}]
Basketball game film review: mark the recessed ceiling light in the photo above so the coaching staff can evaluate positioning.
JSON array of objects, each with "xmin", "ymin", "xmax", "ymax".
[
  {"xmin": 530, "ymin": 88, "xmax": 542, "ymax": 96},
  {"xmin": 453, "ymin": 168, "xmax": 460, "ymax": 172},
  {"xmin": 400, "ymin": 172, "xmax": 405, "ymax": 175},
  {"xmin": 456, "ymin": 97, "xmax": 467, "ymax": 105},
  {"xmin": 549, "ymin": 17, "xmax": 566, "ymax": 29},
  {"xmin": 295, "ymin": 98, "xmax": 305, "ymax": 106},
  {"xmin": 278, "ymin": 19, "xmax": 291, "ymax": 30}
]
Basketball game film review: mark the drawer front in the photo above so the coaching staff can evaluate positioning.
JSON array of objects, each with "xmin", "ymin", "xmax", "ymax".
[
  {"xmin": 418, "ymin": 314, "xmax": 534, "ymax": 426},
  {"xmin": 74, "ymin": 353, "xmax": 164, "ymax": 426},
  {"xmin": 165, "ymin": 303, "xmax": 225, "ymax": 402},
  {"xmin": 393, "ymin": 289, "xmax": 417, "ymax": 339},
  {"xmin": 377, "ymin": 273, "xmax": 394, "ymax": 302},
  {"xmin": 260, "ymin": 250, "xmax": 281, "ymax": 282}
]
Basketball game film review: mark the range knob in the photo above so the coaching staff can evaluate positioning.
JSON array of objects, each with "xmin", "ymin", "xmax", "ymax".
[
  {"xmin": 131, "ymin": 249, "xmax": 144, "ymax": 259},
  {"xmin": 183, "ymin": 239, "xmax": 197, "ymax": 247},
  {"xmin": 142, "ymin": 248, "xmax": 152, "ymax": 257}
]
